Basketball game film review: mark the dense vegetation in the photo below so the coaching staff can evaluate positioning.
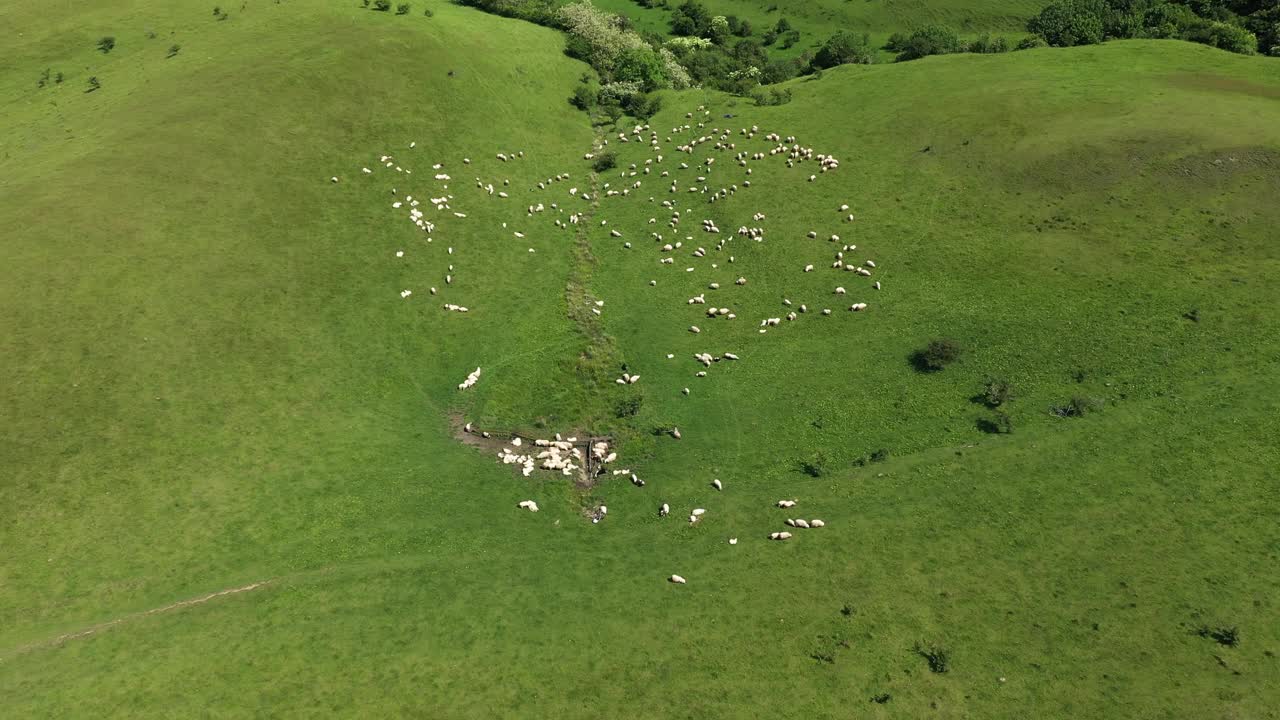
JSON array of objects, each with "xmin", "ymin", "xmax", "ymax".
[{"xmin": 1026, "ymin": 0, "xmax": 1279, "ymax": 55}]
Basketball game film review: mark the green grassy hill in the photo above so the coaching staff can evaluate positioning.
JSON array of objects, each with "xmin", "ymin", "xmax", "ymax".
[{"xmin": 2, "ymin": 0, "xmax": 1279, "ymax": 715}]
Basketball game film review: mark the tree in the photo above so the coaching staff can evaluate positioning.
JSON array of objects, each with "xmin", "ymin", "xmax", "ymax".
[
  {"xmin": 910, "ymin": 338, "xmax": 962, "ymax": 372},
  {"xmin": 1027, "ymin": 0, "xmax": 1105, "ymax": 46},
  {"xmin": 396, "ymin": 3, "xmax": 411, "ymax": 14},
  {"xmin": 97, "ymin": 36, "xmax": 116, "ymax": 54},
  {"xmin": 373, "ymin": 0, "xmax": 391, "ymax": 10},
  {"xmin": 569, "ymin": 84, "xmax": 597, "ymax": 110},
  {"xmin": 896, "ymin": 25, "xmax": 962, "ymax": 60},
  {"xmin": 167, "ymin": 44, "xmax": 181, "ymax": 58},
  {"xmin": 670, "ymin": 0, "xmax": 712, "ymax": 37},
  {"xmin": 1184, "ymin": 19, "xmax": 1258, "ymax": 52},
  {"xmin": 613, "ymin": 47, "xmax": 667, "ymax": 91},
  {"xmin": 812, "ymin": 31, "xmax": 874, "ymax": 68},
  {"xmin": 86, "ymin": 76, "xmax": 101, "ymax": 93},
  {"xmin": 710, "ymin": 15, "xmax": 731, "ymax": 44}
]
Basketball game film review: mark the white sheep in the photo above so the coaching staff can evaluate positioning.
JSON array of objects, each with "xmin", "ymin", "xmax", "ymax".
[{"xmin": 669, "ymin": 574, "xmax": 687, "ymax": 584}]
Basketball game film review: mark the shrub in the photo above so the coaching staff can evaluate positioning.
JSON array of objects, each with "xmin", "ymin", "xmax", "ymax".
[
  {"xmin": 1183, "ymin": 20, "xmax": 1257, "ymax": 54},
  {"xmin": 799, "ymin": 452, "xmax": 826, "ymax": 477},
  {"xmin": 913, "ymin": 643, "xmax": 950, "ymax": 673},
  {"xmin": 710, "ymin": 15, "xmax": 731, "ymax": 44},
  {"xmin": 760, "ymin": 58, "xmax": 801, "ymax": 84},
  {"xmin": 896, "ymin": 25, "xmax": 963, "ymax": 60},
  {"xmin": 752, "ymin": 86, "xmax": 792, "ymax": 106},
  {"xmin": 884, "ymin": 31, "xmax": 909, "ymax": 51},
  {"xmin": 910, "ymin": 338, "xmax": 962, "ymax": 372},
  {"xmin": 362, "ymin": 0, "xmax": 370, "ymax": 6},
  {"xmin": 424, "ymin": 7, "xmax": 434, "ymax": 16},
  {"xmin": 670, "ymin": 0, "xmax": 712, "ymax": 37},
  {"xmin": 1196, "ymin": 624, "xmax": 1240, "ymax": 647},
  {"xmin": 761, "ymin": 30, "xmax": 777, "ymax": 45},
  {"xmin": 622, "ymin": 92, "xmax": 662, "ymax": 119},
  {"xmin": 213, "ymin": 5, "xmax": 221, "ymax": 14},
  {"xmin": 779, "ymin": 29, "xmax": 801, "ymax": 49},
  {"xmin": 86, "ymin": 76, "xmax": 101, "ymax": 93},
  {"xmin": 374, "ymin": 0, "xmax": 391, "ymax": 10},
  {"xmin": 1051, "ymin": 395, "xmax": 1099, "ymax": 417},
  {"xmin": 97, "ymin": 36, "xmax": 116, "ymax": 54},
  {"xmin": 592, "ymin": 152, "xmax": 618, "ymax": 172},
  {"xmin": 1015, "ymin": 35, "xmax": 1049, "ymax": 49},
  {"xmin": 812, "ymin": 31, "xmax": 874, "ymax": 68},
  {"xmin": 569, "ymin": 84, "xmax": 597, "ymax": 110},
  {"xmin": 167, "ymin": 44, "xmax": 181, "ymax": 58},
  {"xmin": 1027, "ymin": 0, "xmax": 1105, "ymax": 46},
  {"xmin": 396, "ymin": 3, "xmax": 411, "ymax": 14},
  {"xmin": 614, "ymin": 395, "xmax": 642, "ymax": 418},
  {"xmin": 55, "ymin": 71, "xmax": 64, "ymax": 84},
  {"xmin": 969, "ymin": 33, "xmax": 1010, "ymax": 53},
  {"xmin": 614, "ymin": 47, "xmax": 668, "ymax": 91},
  {"xmin": 977, "ymin": 411, "xmax": 1014, "ymax": 434},
  {"xmin": 37, "ymin": 68, "xmax": 50, "ymax": 88},
  {"xmin": 981, "ymin": 378, "xmax": 1014, "ymax": 407}
]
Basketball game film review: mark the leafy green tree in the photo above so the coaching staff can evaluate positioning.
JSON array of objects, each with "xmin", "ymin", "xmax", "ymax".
[
  {"xmin": 896, "ymin": 25, "xmax": 962, "ymax": 60},
  {"xmin": 670, "ymin": 0, "xmax": 712, "ymax": 36},
  {"xmin": 1027, "ymin": 0, "xmax": 1105, "ymax": 45},
  {"xmin": 812, "ymin": 31, "xmax": 874, "ymax": 67},
  {"xmin": 613, "ymin": 47, "xmax": 667, "ymax": 90},
  {"xmin": 569, "ymin": 84, "xmax": 597, "ymax": 110}
]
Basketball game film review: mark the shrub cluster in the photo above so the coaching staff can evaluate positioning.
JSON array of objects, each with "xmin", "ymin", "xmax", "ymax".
[{"xmin": 1026, "ymin": 0, "xmax": 1275, "ymax": 55}]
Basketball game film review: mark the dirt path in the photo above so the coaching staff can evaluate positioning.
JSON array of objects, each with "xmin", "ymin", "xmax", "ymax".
[{"xmin": 2, "ymin": 579, "xmax": 272, "ymax": 660}]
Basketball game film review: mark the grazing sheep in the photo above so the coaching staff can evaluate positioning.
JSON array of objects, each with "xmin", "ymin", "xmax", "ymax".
[
  {"xmin": 660, "ymin": 503, "xmax": 670, "ymax": 516},
  {"xmin": 712, "ymin": 479, "xmax": 722, "ymax": 490},
  {"xmin": 810, "ymin": 519, "xmax": 825, "ymax": 528},
  {"xmin": 728, "ymin": 538, "xmax": 738, "ymax": 545},
  {"xmin": 669, "ymin": 574, "xmax": 687, "ymax": 584}
]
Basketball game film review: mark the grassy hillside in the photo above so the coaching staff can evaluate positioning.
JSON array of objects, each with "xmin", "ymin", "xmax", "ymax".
[{"xmin": 2, "ymin": 0, "xmax": 1279, "ymax": 714}]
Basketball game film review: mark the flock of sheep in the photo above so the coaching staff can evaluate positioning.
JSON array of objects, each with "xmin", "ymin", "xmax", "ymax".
[{"xmin": 337, "ymin": 102, "xmax": 878, "ymax": 586}]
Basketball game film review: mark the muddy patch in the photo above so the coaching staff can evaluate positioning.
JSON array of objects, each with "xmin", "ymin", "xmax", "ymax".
[{"xmin": 1167, "ymin": 73, "xmax": 1280, "ymax": 102}]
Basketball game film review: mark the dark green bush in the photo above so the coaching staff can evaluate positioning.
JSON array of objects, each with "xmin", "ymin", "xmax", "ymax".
[
  {"xmin": 86, "ymin": 76, "xmax": 101, "ymax": 93},
  {"xmin": 1183, "ymin": 20, "xmax": 1257, "ymax": 53},
  {"xmin": 752, "ymin": 86, "xmax": 793, "ymax": 106},
  {"xmin": 1027, "ymin": 0, "xmax": 1105, "ymax": 46},
  {"xmin": 592, "ymin": 152, "xmax": 617, "ymax": 172},
  {"xmin": 981, "ymin": 378, "xmax": 1014, "ymax": 407},
  {"xmin": 913, "ymin": 643, "xmax": 950, "ymax": 673},
  {"xmin": 1051, "ymin": 395, "xmax": 1099, "ymax": 417},
  {"xmin": 396, "ymin": 3, "xmax": 411, "ymax": 15},
  {"xmin": 968, "ymin": 33, "xmax": 1011, "ymax": 52},
  {"xmin": 977, "ymin": 411, "xmax": 1014, "ymax": 434},
  {"xmin": 911, "ymin": 338, "xmax": 962, "ymax": 372},
  {"xmin": 812, "ymin": 31, "xmax": 875, "ymax": 68},
  {"xmin": 1196, "ymin": 624, "xmax": 1240, "ymax": 647},
  {"xmin": 97, "ymin": 36, "xmax": 116, "ymax": 53},
  {"xmin": 1015, "ymin": 35, "xmax": 1049, "ymax": 49},
  {"xmin": 373, "ymin": 0, "xmax": 391, "ymax": 10},
  {"xmin": 896, "ymin": 25, "xmax": 963, "ymax": 60},
  {"xmin": 167, "ymin": 44, "xmax": 181, "ymax": 58},
  {"xmin": 569, "ymin": 84, "xmax": 597, "ymax": 110}
]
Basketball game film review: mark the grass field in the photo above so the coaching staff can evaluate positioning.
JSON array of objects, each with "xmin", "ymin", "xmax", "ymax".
[{"xmin": 2, "ymin": 0, "xmax": 1279, "ymax": 716}]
